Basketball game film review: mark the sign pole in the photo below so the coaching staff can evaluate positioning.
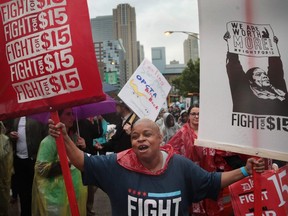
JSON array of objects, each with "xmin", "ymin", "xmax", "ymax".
[
  {"xmin": 50, "ymin": 111, "xmax": 80, "ymax": 216},
  {"xmin": 253, "ymin": 168, "xmax": 262, "ymax": 216}
]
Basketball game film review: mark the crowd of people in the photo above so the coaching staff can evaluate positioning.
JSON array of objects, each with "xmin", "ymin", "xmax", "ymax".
[{"xmin": 0, "ymin": 99, "xmax": 286, "ymax": 216}]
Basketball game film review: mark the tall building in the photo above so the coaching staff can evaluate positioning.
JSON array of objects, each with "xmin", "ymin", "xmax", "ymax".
[
  {"xmin": 93, "ymin": 42, "xmax": 105, "ymax": 79},
  {"xmin": 137, "ymin": 41, "xmax": 145, "ymax": 66},
  {"xmin": 184, "ymin": 33, "xmax": 199, "ymax": 64},
  {"xmin": 151, "ymin": 47, "xmax": 166, "ymax": 73},
  {"xmin": 94, "ymin": 40, "xmax": 126, "ymax": 89},
  {"xmin": 91, "ymin": 16, "xmax": 114, "ymax": 81},
  {"xmin": 91, "ymin": 16, "xmax": 127, "ymax": 89},
  {"xmin": 90, "ymin": 16, "xmax": 114, "ymax": 42},
  {"xmin": 113, "ymin": 4, "xmax": 138, "ymax": 80},
  {"xmin": 104, "ymin": 40, "xmax": 126, "ymax": 88}
]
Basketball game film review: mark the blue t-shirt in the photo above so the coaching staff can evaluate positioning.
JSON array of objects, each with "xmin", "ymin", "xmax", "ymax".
[{"xmin": 82, "ymin": 153, "xmax": 221, "ymax": 216}]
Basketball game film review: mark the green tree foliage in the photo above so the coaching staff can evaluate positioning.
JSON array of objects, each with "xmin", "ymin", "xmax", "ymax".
[{"xmin": 171, "ymin": 58, "xmax": 200, "ymax": 96}]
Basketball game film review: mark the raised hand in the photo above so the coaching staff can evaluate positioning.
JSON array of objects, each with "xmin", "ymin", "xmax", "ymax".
[
  {"xmin": 273, "ymin": 36, "xmax": 278, "ymax": 44},
  {"xmin": 76, "ymin": 135, "xmax": 86, "ymax": 150},
  {"xmin": 245, "ymin": 157, "xmax": 265, "ymax": 175},
  {"xmin": 123, "ymin": 123, "xmax": 132, "ymax": 135},
  {"xmin": 48, "ymin": 119, "xmax": 67, "ymax": 138},
  {"xmin": 223, "ymin": 31, "xmax": 231, "ymax": 41},
  {"xmin": 261, "ymin": 27, "xmax": 269, "ymax": 38}
]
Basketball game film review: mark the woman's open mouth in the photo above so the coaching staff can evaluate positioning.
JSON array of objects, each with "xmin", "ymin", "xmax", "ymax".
[{"xmin": 138, "ymin": 145, "xmax": 149, "ymax": 151}]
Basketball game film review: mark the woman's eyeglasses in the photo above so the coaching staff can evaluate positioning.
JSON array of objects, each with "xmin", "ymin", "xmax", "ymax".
[{"xmin": 189, "ymin": 112, "xmax": 199, "ymax": 116}]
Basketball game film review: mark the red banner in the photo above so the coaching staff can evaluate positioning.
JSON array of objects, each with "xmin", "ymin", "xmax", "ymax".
[
  {"xmin": 0, "ymin": 0, "xmax": 105, "ymax": 121},
  {"xmin": 229, "ymin": 165, "xmax": 288, "ymax": 216}
]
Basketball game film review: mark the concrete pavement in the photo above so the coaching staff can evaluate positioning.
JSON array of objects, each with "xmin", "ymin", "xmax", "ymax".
[{"xmin": 94, "ymin": 188, "xmax": 112, "ymax": 216}]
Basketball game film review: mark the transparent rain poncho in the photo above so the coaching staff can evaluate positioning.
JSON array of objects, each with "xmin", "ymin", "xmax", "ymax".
[{"xmin": 32, "ymin": 135, "xmax": 87, "ymax": 216}]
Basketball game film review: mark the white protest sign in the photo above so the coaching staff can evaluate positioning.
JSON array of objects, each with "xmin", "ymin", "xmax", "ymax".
[
  {"xmin": 118, "ymin": 59, "xmax": 171, "ymax": 121},
  {"xmin": 197, "ymin": 0, "xmax": 288, "ymax": 161}
]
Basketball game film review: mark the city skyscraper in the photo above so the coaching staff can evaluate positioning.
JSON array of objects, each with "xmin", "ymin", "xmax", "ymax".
[
  {"xmin": 137, "ymin": 41, "xmax": 145, "ymax": 66},
  {"xmin": 151, "ymin": 47, "xmax": 166, "ymax": 73},
  {"xmin": 93, "ymin": 40, "xmax": 126, "ymax": 89},
  {"xmin": 184, "ymin": 34, "xmax": 199, "ymax": 64},
  {"xmin": 113, "ymin": 4, "xmax": 138, "ymax": 80},
  {"xmin": 90, "ymin": 15, "xmax": 127, "ymax": 90},
  {"xmin": 90, "ymin": 16, "xmax": 114, "ymax": 42},
  {"xmin": 103, "ymin": 40, "xmax": 126, "ymax": 88}
]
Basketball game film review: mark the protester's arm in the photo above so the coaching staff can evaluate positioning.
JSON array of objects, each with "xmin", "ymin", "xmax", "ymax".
[
  {"xmin": 48, "ymin": 119, "xmax": 85, "ymax": 171},
  {"xmin": 224, "ymin": 31, "xmax": 245, "ymax": 78},
  {"xmin": 221, "ymin": 157, "xmax": 265, "ymax": 188},
  {"xmin": 267, "ymin": 37, "xmax": 287, "ymax": 92}
]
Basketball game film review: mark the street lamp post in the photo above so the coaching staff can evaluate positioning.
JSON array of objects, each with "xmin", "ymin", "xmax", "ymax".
[
  {"xmin": 164, "ymin": 31, "xmax": 199, "ymax": 40},
  {"xmin": 164, "ymin": 30, "xmax": 199, "ymax": 63},
  {"xmin": 164, "ymin": 30, "xmax": 200, "ymax": 106}
]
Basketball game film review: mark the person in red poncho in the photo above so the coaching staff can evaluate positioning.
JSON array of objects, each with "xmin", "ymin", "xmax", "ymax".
[{"xmin": 168, "ymin": 104, "xmax": 245, "ymax": 216}]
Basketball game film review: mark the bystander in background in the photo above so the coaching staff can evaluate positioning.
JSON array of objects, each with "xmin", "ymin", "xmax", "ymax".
[
  {"xmin": 32, "ymin": 108, "xmax": 87, "ymax": 216},
  {"xmin": 0, "ymin": 121, "xmax": 13, "ymax": 216},
  {"xmin": 5, "ymin": 116, "xmax": 47, "ymax": 216}
]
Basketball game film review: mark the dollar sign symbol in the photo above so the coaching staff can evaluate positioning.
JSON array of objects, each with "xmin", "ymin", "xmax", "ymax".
[
  {"xmin": 41, "ymin": 32, "xmax": 50, "ymax": 49},
  {"xmin": 44, "ymin": 54, "xmax": 55, "ymax": 73},
  {"xmin": 266, "ymin": 116, "xmax": 275, "ymax": 131},
  {"xmin": 49, "ymin": 76, "xmax": 61, "ymax": 93},
  {"xmin": 38, "ymin": 12, "xmax": 48, "ymax": 29}
]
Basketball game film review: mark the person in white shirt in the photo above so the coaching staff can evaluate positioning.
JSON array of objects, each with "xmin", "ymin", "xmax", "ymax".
[{"xmin": 6, "ymin": 117, "xmax": 47, "ymax": 216}]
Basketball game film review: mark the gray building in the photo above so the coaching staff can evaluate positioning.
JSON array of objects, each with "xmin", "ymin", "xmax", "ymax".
[
  {"xmin": 151, "ymin": 47, "xmax": 166, "ymax": 73},
  {"xmin": 91, "ymin": 15, "xmax": 128, "ymax": 89},
  {"xmin": 165, "ymin": 60, "xmax": 186, "ymax": 75},
  {"xmin": 113, "ymin": 4, "xmax": 138, "ymax": 80},
  {"xmin": 103, "ymin": 40, "xmax": 126, "ymax": 88},
  {"xmin": 90, "ymin": 16, "xmax": 114, "ymax": 42},
  {"xmin": 93, "ymin": 40, "xmax": 126, "ymax": 89},
  {"xmin": 137, "ymin": 41, "xmax": 145, "ymax": 66},
  {"xmin": 184, "ymin": 33, "xmax": 199, "ymax": 64}
]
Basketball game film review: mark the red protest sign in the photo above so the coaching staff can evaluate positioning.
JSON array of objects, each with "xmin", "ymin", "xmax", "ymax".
[
  {"xmin": 0, "ymin": 0, "xmax": 105, "ymax": 121},
  {"xmin": 229, "ymin": 165, "xmax": 288, "ymax": 216}
]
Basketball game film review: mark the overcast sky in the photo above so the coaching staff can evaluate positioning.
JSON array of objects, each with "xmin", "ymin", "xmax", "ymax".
[{"xmin": 87, "ymin": 0, "xmax": 199, "ymax": 64}]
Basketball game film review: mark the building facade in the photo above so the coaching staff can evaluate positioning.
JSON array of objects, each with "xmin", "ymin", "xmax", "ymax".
[
  {"xmin": 113, "ymin": 4, "xmax": 138, "ymax": 80},
  {"xmin": 104, "ymin": 40, "xmax": 126, "ymax": 88},
  {"xmin": 90, "ymin": 16, "xmax": 114, "ymax": 42},
  {"xmin": 184, "ymin": 33, "xmax": 199, "ymax": 64},
  {"xmin": 151, "ymin": 47, "xmax": 166, "ymax": 74},
  {"xmin": 91, "ymin": 15, "xmax": 128, "ymax": 90},
  {"xmin": 137, "ymin": 41, "xmax": 145, "ymax": 66},
  {"xmin": 93, "ymin": 40, "xmax": 126, "ymax": 89}
]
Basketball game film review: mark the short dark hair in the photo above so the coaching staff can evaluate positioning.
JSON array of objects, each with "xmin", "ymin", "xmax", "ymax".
[{"xmin": 188, "ymin": 103, "xmax": 199, "ymax": 115}]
